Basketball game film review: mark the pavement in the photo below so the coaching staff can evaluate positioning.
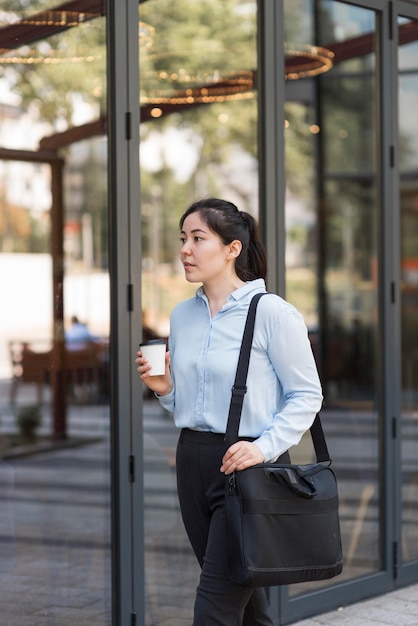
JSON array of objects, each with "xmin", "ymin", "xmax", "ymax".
[
  {"xmin": 1, "ymin": 380, "xmax": 418, "ymax": 625},
  {"xmin": 292, "ymin": 584, "xmax": 418, "ymax": 626}
]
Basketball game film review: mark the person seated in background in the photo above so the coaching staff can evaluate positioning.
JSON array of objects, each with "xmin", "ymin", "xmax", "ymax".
[{"xmin": 65, "ymin": 315, "xmax": 97, "ymax": 350}]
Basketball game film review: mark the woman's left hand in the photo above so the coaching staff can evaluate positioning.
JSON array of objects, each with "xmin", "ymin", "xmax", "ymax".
[{"xmin": 220, "ymin": 441, "xmax": 264, "ymax": 475}]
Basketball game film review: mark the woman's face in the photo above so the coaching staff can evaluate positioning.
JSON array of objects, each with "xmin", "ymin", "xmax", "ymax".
[{"xmin": 180, "ymin": 212, "xmax": 238, "ymax": 286}]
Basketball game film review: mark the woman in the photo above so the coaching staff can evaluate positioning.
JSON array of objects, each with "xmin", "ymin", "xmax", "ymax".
[{"xmin": 136, "ymin": 197, "xmax": 323, "ymax": 626}]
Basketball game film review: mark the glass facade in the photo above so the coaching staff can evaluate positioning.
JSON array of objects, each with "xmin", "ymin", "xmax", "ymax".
[
  {"xmin": 138, "ymin": 1, "xmax": 258, "ymax": 621},
  {"xmin": 284, "ymin": 1, "xmax": 381, "ymax": 596},
  {"xmin": 399, "ymin": 14, "xmax": 418, "ymax": 565},
  {"xmin": 0, "ymin": 3, "xmax": 111, "ymax": 624},
  {"xmin": 0, "ymin": 1, "xmax": 418, "ymax": 625}
]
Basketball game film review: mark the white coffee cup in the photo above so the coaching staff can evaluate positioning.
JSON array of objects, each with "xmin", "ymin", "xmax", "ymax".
[{"xmin": 139, "ymin": 339, "xmax": 166, "ymax": 376}]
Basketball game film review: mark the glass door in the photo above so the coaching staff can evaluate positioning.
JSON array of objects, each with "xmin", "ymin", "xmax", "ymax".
[
  {"xmin": 282, "ymin": 2, "xmax": 386, "ymax": 616},
  {"xmin": 0, "ymin": 3, "xmax": 111, "ymax": 624},
  {"xmin": 398, "ymin": 7, "xmax": 418, "ymax": 583},
  {"xmin": 138, "ymin": 0, "xmax": 259, "ymax": 622}
]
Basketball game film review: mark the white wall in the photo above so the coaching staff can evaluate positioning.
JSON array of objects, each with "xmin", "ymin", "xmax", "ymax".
[{"xmin": 0, "ymin": 253, "xmax": 110, "ymax": 378}]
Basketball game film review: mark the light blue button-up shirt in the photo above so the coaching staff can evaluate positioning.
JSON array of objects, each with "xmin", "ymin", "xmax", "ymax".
[{"xmin": 158, "ymin": 279, "xmax": 323, "ymax": 462}]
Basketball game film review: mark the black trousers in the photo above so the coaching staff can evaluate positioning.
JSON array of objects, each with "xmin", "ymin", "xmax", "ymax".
[{"xmin": 176, "ymin": 428, "xmax": 274, "ymax": 626}]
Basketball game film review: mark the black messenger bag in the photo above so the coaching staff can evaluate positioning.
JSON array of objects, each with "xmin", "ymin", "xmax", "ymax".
[{"xmin": 224, "ymin": 293, "xmax": 343, "ymax": 587}]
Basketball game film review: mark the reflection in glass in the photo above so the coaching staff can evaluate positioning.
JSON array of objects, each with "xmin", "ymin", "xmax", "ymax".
[
  {"xmin": 284, "ymin": 0, "xmax": 381, "ymax": 595},
  {"xmin": 139, "ymin": 0, "xmax": 258, "ymax": 622},
  {"xmin": 139, "ymin": 0, "xmax": 259, "ymax": 334},
  {"xmin": 0, "ymin": 4, "xmax": 110, "ymax": 624},
  {"xmin": 399, "ymin": 17, "xmax": 418, "ymax": 565}
]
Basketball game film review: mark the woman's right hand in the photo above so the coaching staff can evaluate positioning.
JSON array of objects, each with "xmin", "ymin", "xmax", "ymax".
[{"xmin": 135, "ymin": 349, "xmax": 173, "ymax": 396}]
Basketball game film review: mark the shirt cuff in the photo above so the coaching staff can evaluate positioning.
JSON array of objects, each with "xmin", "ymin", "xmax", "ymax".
[
  {"xmin": 156, "ymin": 387, "xmax": 175, "ymax": 412},
  {"xmin": 254, "ymin": 437, "xmax": 286, "ymax": 464}
]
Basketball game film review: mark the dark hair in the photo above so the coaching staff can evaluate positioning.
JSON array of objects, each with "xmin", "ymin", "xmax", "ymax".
[{"xmin": 179, "ymin": 197, "xmax": 267, "ymax": 281}]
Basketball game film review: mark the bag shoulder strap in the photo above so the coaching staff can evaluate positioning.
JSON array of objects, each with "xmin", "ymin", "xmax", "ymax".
[
  {"xmin": 224, "ymin": 292, "xmax": 265, "ymax": 446},
  {"xmin": 224, "ymin": 293, "xmax": 331, "ymax": 463}
]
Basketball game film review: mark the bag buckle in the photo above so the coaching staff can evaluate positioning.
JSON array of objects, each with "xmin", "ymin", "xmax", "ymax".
[{"xmin": 231, "ymin": 385, "xmax": 247, "ymax": 396}]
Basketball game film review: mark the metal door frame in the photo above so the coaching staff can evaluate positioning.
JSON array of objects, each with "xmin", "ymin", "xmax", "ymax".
[
  {"xmin": 106, "ymin": 0, "xmax": 418, "ymax": 623},
  {"xmin": 107, "ymin": 1, "xmax": 143, "ymax": 624},
  {"xmin": 395, "ymin": 0, "xmax": 418, "ymax": 589},
  {"xmin": 258, "ymin": 0, "xmax": 411, "ymax": 622}
]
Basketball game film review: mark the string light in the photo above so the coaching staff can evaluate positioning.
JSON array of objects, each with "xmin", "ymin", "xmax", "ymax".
[
  {"xmin": 285, "ymin": 44, "xmax": 334, "ymax": 80},
  {"xmin": 0, "ymin": 10, "xmax": 103, "ymax": 65},
  {"xmin": 142, "ymin": 91, "xmax": 255, "ymax": 106},
  {"xmin": 140, "ymin": 70, "xmax": 254, "ymax": 105},
  {"xmin": 0, "ymin": 10, "xmax": 97, "ymax": 28},
  {"xmin": 154, "ymin": 69, "xmax": 251, "ymax": 85},
  {"xmin": 0, "ymin": 11, "xmax": 333, "ymax": 82},
  {"xmin": 0, "ymin": 49, "xmax": 98, "ymax": 65},
  {"xmin": 140, "ymin": 70, "xmax": 254, "ymax": 107}
]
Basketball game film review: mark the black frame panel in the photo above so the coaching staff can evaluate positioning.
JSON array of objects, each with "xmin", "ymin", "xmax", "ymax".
[
  {"xmin": 258, "ymin": 0, "xmax": 408, "ymax": 622},
  {"xmin": 107, "ymin": 1, "xmax": 143, "ymax": 624},
  {"xmin": 119, "ymin": 0, "xmax": 418, "ymax": 622},
  {"xmin": 395, "ymin": 0, "xmax": 418, "ymax": 590}
]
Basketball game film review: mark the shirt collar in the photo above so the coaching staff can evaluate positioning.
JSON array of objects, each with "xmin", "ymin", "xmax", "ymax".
[{"xmin": 195, "ymin": 278, "xmax": 266, "ymax": 304}]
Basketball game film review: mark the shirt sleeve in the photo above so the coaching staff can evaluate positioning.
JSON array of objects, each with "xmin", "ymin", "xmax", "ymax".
[
  {"xmin": 156, "ymin": 387, "xmax": 175, "ymax": 412},
  {"xmin": 254, "ymin": 304, "xmax": 323, "ymax": 462}
]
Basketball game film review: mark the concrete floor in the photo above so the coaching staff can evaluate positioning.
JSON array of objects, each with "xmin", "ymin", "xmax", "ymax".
[{"xmin": 1, "ymin": 381, "xmax": 418, "ymax": 625}]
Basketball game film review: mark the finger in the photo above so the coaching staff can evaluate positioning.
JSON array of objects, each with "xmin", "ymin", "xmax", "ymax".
[
  {"xmin": 222, "ymin": 442, "xmax": 247, "ymax": 463},
  {"xmin": 137, "ymin": 361, "xmax": 152, "ymax": 377},
  {"xmin": 221, "ymin": 443, "xmax": 263, "ymax": 474},
  {"xmin": 221, "ymin": 451, "xmax": 244, "ymax": 474}
]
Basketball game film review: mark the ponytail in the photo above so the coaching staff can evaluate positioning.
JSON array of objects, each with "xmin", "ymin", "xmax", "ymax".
[
  {"xmin": 238, "ymin": 211, "xmax": 267, "ymax": 282},
  {"xmin": 179, "ymin": 198, "xmax": 267, "ymax": 281}
]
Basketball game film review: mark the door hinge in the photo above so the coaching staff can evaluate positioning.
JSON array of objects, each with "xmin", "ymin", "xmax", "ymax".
[
  {"xmin": 389, "ymin": 145, "xmax": 394, "ymax": 168},
  {"xmin": 131, "ymin": 612, "xmax": 137, "ymax": 626},
  {"xmin": 388, "ymin": 2, "xmax": 394, "ymax": 41},
  {"xmin": 390, "ymin": 281, "xmax": 396, "ymax": 304},
  {"xmin": 392, "ymin": 416, "xmax": 397, "ymax": 439},
  {"xmin": 393, "ymin": 541, "xmax": 398, "ymax": 580},
  {"xmin": 129, "ymin": 455, "xmax": 135, "ymax": 483},
  {"xmin": 127, "ymin": 283, "xmax": 134, "ymax": 312},
  {"xmin": 125, "ymin": 111, "xmax": 132, "ymax": 140}
]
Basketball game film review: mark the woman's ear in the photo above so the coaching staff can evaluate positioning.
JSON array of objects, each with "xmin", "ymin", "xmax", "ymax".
[{"xmin": 227, "ymin": 239, "xmax": 243, "ymax": 259}]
